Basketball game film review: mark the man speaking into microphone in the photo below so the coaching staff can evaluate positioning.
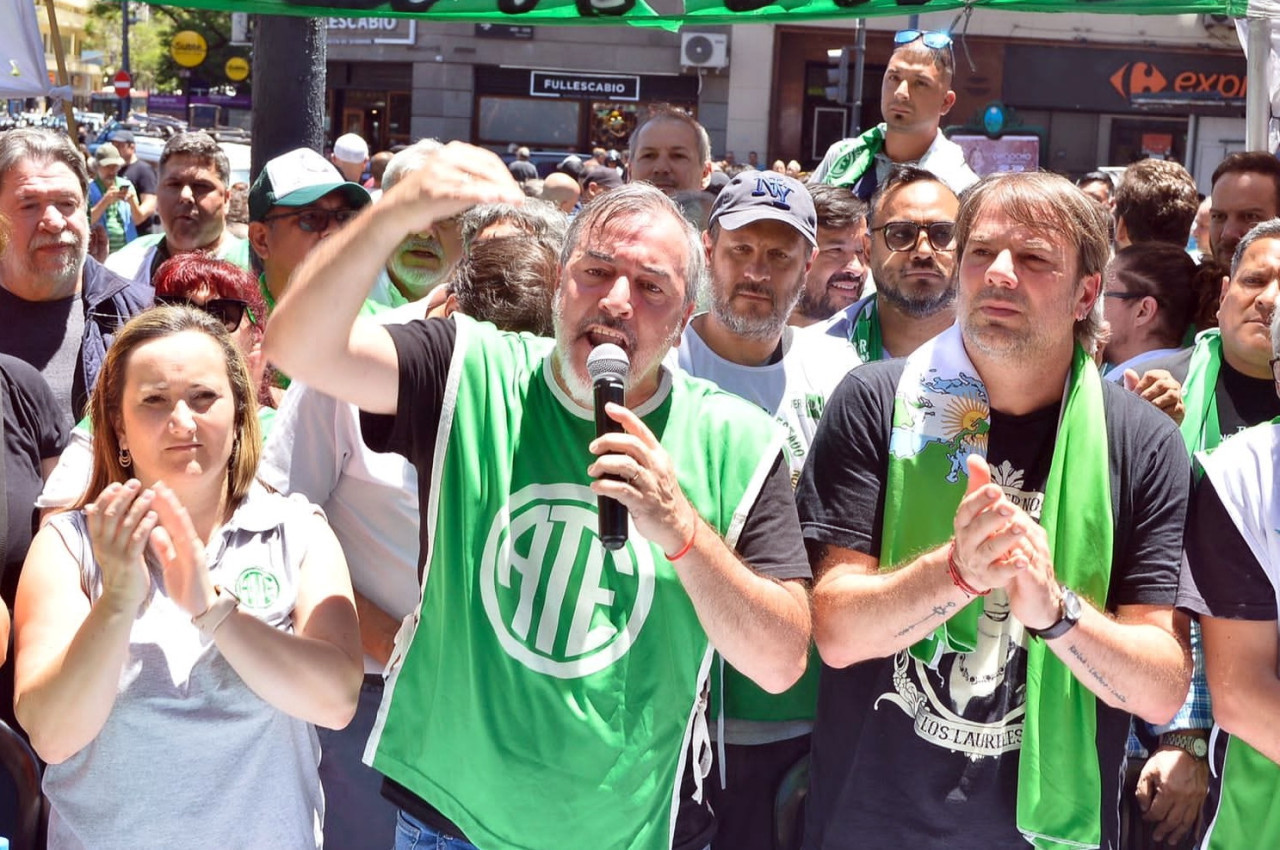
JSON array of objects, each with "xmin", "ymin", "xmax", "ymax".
[{"xmin": 264, "ymin": 143, "xmax": 812, "ymax": 850}]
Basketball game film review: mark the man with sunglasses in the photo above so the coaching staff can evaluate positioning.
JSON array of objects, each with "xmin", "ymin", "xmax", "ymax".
[
  {"xmin": 246, "ymin": 147, "xmax": 372, "ymax": 311},
  {"xmin": 796, "ymin": 171, "xmax": 1191, "ymax": 849},
  {"xmin": 812, "ymin": 30, "xmax": 976, "ymax": 202},
  {"xmin": 816, "ymin": 166, "xmax": 959, "ymax": 362}
]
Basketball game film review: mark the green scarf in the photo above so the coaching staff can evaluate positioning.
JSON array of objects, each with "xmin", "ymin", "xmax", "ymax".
[
  {"xmin": 1179, "ymin": 329, "xmax": 1223, "ymax": 454},
  {"xmin": 821, "ymin": 125, "xmax": 886, "ymax": 188},
  {"xmin": 883, "ymin": 326, "xmax": 1113, "ymax": 849},
  {"xmin": 846, "ymin": 295, "xmax": 883, "ymax": 363}
]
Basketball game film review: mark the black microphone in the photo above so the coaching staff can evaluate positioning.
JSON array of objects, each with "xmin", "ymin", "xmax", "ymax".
[{"xmin": 587, "ymin": 343, "xmax": 630, "ymax": 551}]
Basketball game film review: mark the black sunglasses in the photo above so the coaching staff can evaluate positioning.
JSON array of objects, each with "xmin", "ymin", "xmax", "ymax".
[
  {"xmin": 262, "ymin": 207, "xmax": 359, "ymax": 234},
  {"xmin": 156, "ymin": 296, "xmax": 249, "ymax": 332},
  {"xmin": 872, "ymin": 220, "xmax": 956, "ymax": 253}
]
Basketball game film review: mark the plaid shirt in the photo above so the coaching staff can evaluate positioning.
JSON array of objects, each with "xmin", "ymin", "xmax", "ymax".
[{"xmin": 1127, "ymin": 622, "xmax": 1210, "ymax": 759}]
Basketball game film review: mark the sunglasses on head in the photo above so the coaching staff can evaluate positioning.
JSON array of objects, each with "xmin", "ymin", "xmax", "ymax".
[
  {"xmin": 156, "ymin": 296, "xmax": 250, "ymax": 332},
  {"xmin": 262, "ymin": 207, "xmax": 359, "ymax": 234},
  {"xmin": 872, "ymin": 221, "xmax": 956, "ymax": 253},
  {"xmin": 894, "ymin": 30, "xmax": 953, "ymax": 50}
]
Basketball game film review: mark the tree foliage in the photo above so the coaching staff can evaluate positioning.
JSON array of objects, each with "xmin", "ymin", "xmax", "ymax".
[{"xmin": 84, "ymin": 3, "xmax": 250, "ymax": 94}]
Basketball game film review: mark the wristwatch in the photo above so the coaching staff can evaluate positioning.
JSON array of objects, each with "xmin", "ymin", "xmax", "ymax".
[
  {"xmin": 1026, "ymin": 586, "xmax": 1082, "ymax": 641},
  {"xmin": 191, "ymin": 585, "xmax": 240, "ymax": 638},
  {"xmin": 1160, "ymin": 732, "xmax": 1209, "ymax": 759}
]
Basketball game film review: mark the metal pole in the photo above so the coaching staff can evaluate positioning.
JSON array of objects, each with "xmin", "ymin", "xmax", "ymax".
[
  {"xmin": 250, "ymin": 15, "xmax": 327, "ymax": 180},
  {"xmin": 1246, "ymin": 17, "xmax": 1271, "ymax": 152},
  {"xmin": 850, "ymin": 19, "xmax": 867, "ymax": 136},
  {"xmin": 43, "ymin": 0, "xmax": 79, "ymax": 140},
  {"xmin": 120, "ymin": 0, "xmax": 131, "ymax": 120}
]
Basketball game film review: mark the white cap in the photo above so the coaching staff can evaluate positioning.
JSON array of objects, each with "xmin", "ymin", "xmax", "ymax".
[{"xmin": 333, "ymin": 133, "xmax": 369, "ymax": 164}]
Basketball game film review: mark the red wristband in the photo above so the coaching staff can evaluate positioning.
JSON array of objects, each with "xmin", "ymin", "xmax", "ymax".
[
  {"xmin": 947, "ymin": 542, "xmax": 989, "ymax": 597},
  {"xmin": 666, "ymin": 521, "xmax": 698, "ymax": 561}
]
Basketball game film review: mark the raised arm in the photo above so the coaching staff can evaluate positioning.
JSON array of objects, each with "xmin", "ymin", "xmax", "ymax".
[{"xmin": 263, "ymin": 142, "xmax": 523, "ymax": 415}]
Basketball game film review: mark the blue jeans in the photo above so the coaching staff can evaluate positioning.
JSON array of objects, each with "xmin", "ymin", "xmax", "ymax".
[{"xmin": 394, "ymin": 809, "xmax": 479, "ymax": 850}]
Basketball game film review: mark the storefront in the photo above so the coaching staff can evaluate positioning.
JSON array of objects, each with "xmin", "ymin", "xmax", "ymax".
[
  {"xmin": 769, "ymin": 26, "xmax": 1244, "ymax": 183},
  {"xmin": 472, "ymin": 66, "xmax": 700, "ymax": 154},
  {"xmin": 325, "ymin": 17, "xmax": 417, "ymax": 150}
]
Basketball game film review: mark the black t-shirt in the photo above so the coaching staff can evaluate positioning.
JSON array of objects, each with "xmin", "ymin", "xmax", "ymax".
[
  {"xmin": 1, "ymin": 354, "xmax": 70, "ymax": 603},
  {"xmin": 794, "ymin": 359, "xmax": 1190, "ymax": 850},
  {"xmin": 361, "ymin": 316, "xmax": 810, "ymax": 846},
  {"xmin": 120, "ymin": 159, "xmax": 159, "ymax": 235},
  {"xmin": 1178, "ymin": 475, "xmax": 1276, "ymax": 622},
  {"xmin": 1145, "ymin": 347, "xmax": 1280, "ymax": 438}
]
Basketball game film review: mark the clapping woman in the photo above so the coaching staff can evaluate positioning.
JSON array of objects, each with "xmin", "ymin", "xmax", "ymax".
[{"xmin": 13, "ymin": 305, "xmax": 362, "ymax": 849}]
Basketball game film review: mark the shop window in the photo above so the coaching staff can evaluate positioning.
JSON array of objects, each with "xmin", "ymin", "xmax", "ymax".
[{"xmin": 477, "ymin": 96, "xmax": 580, "ymax": 148}]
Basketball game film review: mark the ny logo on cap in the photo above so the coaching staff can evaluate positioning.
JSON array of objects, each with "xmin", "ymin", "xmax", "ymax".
[{"xmin": 751, "ymin": 176, "xmax": 793, "ymax": 210}]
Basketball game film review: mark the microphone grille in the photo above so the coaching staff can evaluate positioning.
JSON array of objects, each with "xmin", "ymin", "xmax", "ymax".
[{"xmin": 586, "ymin": 343, "xmax": 630, "ymax": 383}]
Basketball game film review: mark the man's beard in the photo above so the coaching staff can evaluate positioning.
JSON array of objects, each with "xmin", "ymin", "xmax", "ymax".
[
  {"xmin": 26, "ymin": 232, "xmax": 86, "ymax": 290},
  {"xmin": 550, "ymin": 289, "xmax": 679, "ymax": 408},
  {"xmin": 794, "ymin": 271, "xmax": 864, "ymax": 321},
  {"xmin": 961, "ymin": 286, "xmax": 1074, "ymax": 361},
  {"xmin": 389, "ymin": 235, "xmax": 448, "ymax": 300},
  {"xmin": 710, "ymin": 275, "xmax": 803, "ymax": 341},
  {"xmin": 875, "ymin": 260, "xmax": 956, "ymax": 319}
]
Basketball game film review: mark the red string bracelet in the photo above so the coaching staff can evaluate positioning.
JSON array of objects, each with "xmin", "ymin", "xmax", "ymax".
[
  {"xmin": 666, "ymin": 520, "xmax": 698, "ymax": 562},
  {"xmin": 947, "ymin": 541, "xmax": 989, "ymax": 597}
]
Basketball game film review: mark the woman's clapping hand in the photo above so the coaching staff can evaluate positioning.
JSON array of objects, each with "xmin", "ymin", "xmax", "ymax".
[{"xmin": 84, "ymin": 480, "xmax": 157, "ymax": 610}]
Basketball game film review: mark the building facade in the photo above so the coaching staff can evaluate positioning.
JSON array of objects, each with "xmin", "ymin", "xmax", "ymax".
[
  {"xmin": 34, "ymin": 0, "xmax": 97, "ymax": 104},
  {"xmin": 325, "ymin": 9, "xmax": 1246, "ymax": 188}
]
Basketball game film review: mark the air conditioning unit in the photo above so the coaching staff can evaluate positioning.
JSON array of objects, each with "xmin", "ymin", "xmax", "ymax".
[{"xmin": 681, "ymin": 33, "xmax": 729, "ymax": 70}]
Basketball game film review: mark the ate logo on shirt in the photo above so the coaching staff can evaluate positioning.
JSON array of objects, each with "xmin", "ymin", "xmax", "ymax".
[{"xmin": 480, "ymin": 484, "xmax": 656, "ymax": 679}]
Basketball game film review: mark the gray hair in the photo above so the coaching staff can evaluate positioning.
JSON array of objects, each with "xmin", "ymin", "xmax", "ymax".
[
  {"xmin": 381, "ymin": 139, "xmax": 445, "ymax": 192},
  {"xmin": 562, "ymin": 183, "xmax": 704, "ymax": 309},
  {"xmin": 160, "ymin": 132, "xmax": 230, "ymax": 185},
  {"xmin": 460, "ymin": 200, "xmax": 569, "ymax": 253},
  {"xmin": 1232, "ymin": 218, "xmax": 1280, "ymax": 278},
  {"xmin": 0, "ymin": 128, "xmax": 88, "ymax": 197}
]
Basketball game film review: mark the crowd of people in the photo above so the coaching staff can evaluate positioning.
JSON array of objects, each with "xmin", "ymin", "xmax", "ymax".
[{"xmin": 1, "ymin": 25, "xmax": 1279, "ymax": 850}]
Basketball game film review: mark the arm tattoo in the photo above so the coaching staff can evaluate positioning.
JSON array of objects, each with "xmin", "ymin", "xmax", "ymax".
[
  {"xmin": 1067, "ymin": 643, "xmax": 1128, "ymax": 705},
  {"xmin": 894, "ymin": 600, "xmax": 958, "ymax": 638}
]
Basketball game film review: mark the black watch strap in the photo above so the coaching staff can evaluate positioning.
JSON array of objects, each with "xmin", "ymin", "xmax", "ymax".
[{"xmin": 1026, "ymin": 586, "xmax": 1082, "ymax": 641}]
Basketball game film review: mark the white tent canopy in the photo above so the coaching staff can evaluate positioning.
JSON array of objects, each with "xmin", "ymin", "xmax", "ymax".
[{"xmin": 0, "ymin": 1, "xmax": 66, "ymax": 100}]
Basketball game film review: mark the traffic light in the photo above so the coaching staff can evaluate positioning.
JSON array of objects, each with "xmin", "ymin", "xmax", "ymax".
[{"xmin": 825, "ymin": 47, "xmax": 851, "ymax": 105}]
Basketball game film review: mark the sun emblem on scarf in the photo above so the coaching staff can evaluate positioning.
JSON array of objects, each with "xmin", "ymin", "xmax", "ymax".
[{"xmin": 941, "ymin": 395, "xmax": 990, "ymax": 453}]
